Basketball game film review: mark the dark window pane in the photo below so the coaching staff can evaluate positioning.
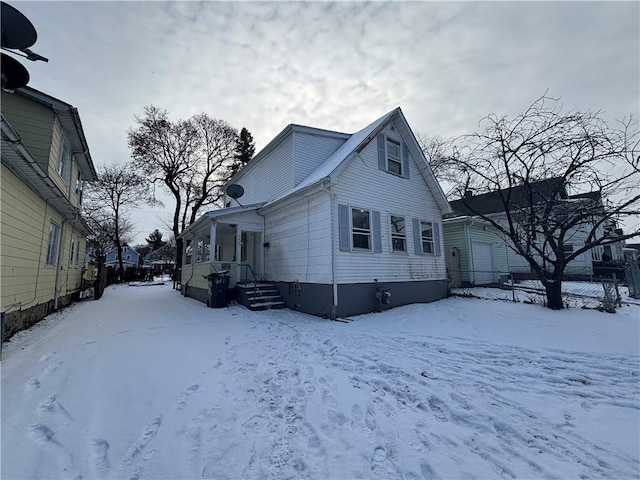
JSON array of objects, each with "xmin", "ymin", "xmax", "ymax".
[
  {"xmin": 388, "ymin": 159, "xmax": 402, "ymax": 176},
  {"xmin": 353, "ymin": 233, "xmax": 370, "ymax": 250},
  {"xmin": 352, "ymin": 209, "xmax": 370, "ymax": 229},
  {"xmin": 392, "ymin": 238, "xmax": 406, "ymax": 252}
]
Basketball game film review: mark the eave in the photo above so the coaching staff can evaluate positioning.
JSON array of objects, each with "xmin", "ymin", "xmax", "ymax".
[
  {"xmin": 14, "ymin": 87, "xmax": 97, "ymax": 182},
  {"xmin": 1, "ymin": 115, "xmax": 92, "ymax": 236}
]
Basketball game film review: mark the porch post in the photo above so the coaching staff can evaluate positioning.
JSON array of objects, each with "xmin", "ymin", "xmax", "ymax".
[
  {"xmin": 209, "ymin": 221, "xmax": 216, "ymax": 263},
  {"xmin": 236, "ymin": 227, "xmax": 242, "ymax": 282}
]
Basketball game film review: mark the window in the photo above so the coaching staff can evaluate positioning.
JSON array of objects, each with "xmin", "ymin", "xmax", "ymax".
[
  {"xmin": 56, "ymin": 134, "xmax": 72, "ymax": 184},
  {"xmin": 386, "ymin": 138, "xmax": 402, "ymax": 176},
  {"xmin": 204, "ymin": 238, "xmax": 211, "ymax": 262},
  {"xmin": 421, "ymin": 221, "xmax": 434, "ymax": 254},
  {"xmin": 390, "ymin": 215, "xmax": 406, "ymax": 252},
  {"xmin": 46, "ymin": 222, "xmax": 61, "ymax": 266},
  {"xmin": 75, "ymin": 238, "xmax": 80, "ymax": 266},
  {"xmin": 563, "ymin": 244, "xmax": 574, "ymax": 255},
  {"xmin": 185, "ymin": 239, "xmax": 193, "ymax": 265},
  {"xmin": 126, "ymin": 254, "xmax": 131, "ymax": 261},
  {"xmin": 196, "ymin": 235, "xmax": 204, "ymax": 263},
  {"xmin": 351, "ymin": 208, "xmax": 371, "ymax": 250},
  {"xmin": 69, "ymin": 235, "xmax": 77, "ymax": 267},
  {"xmin": 75, "ymin": 172, "xmax": 83, "ymax": 205}
]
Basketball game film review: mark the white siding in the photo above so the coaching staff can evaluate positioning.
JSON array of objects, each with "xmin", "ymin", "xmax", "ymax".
[
  {"xmin": 331, "ymin": 124, "xmax": 446, "ymax": 284},
  {"xmin": 263, "ymin": 191, "xmax": 332, "ymax": 283},
  {"xmin": 293, "ymin": 131, "xmax": 346, "ymax": 186},
  {"xmin": 237, "ymin": 135, "xmax": 294, "ymax": 205}
]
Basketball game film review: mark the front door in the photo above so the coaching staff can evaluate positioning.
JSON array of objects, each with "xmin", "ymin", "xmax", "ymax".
[{"xmin": 240, "ymin": 231, "xmax": 262, "ymax": 280}]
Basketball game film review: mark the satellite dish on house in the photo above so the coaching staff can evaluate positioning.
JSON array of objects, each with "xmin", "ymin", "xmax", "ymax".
[
  {"xmin": 1, "ymin": 53, "xmax": 29, "ymax": 90},
  {"xmin": 1, "ymin": 2, "xmax": 37, "ymax": 49},
  {"xmin": 226, "ymin": 184, "xmax": 244, "ymax": 200},
  {"xmin": 226, "ymin": 184, "xmax": 245, "ymax": 200},
  {"xmin": 226, "ymin": 184, "xmax": 245, "ymax": 208}
]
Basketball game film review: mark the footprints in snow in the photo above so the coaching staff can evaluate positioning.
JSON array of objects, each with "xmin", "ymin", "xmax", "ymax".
[{"xmin": 175, "ymin": 384, "xmax": 200, "ymax": 411}]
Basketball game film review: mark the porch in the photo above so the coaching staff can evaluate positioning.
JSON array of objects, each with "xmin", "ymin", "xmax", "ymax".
[{"xmin": 179, "ymin": 206, "xmax": 266, "ymax": 301}]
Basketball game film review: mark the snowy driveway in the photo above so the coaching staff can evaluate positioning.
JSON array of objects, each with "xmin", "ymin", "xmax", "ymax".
[{"xmin": 2, "ymin": 283, "xmax": 639, "ymax": 479}]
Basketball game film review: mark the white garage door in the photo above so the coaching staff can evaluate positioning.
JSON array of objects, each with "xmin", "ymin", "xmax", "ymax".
[{"xmin": 472, "ymin": 242, "xmax": 495, "ymax": 285}]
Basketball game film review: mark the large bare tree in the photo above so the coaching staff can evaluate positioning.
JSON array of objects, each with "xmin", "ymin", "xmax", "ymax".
[
  {"xmin": 415, "ymin": 133, "xmax": 459, "ymax": 191},
  {"xmin": 83, "ymin": 163, "xmax": 151, "ymax": 281},
  {"xmin": 127, "ymin": 107, "xmax": 239, "ymax": 268},
  {"xmin": 449, "ymin": 94, "xmax": 639, "ymax": 309}
]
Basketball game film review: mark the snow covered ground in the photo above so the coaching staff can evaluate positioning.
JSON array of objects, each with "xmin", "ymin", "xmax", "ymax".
[{"xmin": 2, "ymin": 281, "xmax": 639, "ymax": 479}]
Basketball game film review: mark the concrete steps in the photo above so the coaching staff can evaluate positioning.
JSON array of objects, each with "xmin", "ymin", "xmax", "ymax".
[{"xmin": 236, "ymin": 282, "xmax": 286, "ymax": 311}]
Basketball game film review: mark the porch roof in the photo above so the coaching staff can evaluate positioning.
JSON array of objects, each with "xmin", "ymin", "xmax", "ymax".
[{"xmin": 178, "ymin": 203, "xmax": 265, "ymax": 238}]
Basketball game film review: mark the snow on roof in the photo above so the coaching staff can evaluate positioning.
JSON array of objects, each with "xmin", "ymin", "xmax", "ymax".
[{"xmin": 264, "ymin": 108, "xmax": 399, "ymax": 207}]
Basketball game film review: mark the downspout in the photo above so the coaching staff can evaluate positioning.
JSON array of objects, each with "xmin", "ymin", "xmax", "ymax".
[{"xmin": 323, "ymin": 182, "xmax": 338, "ymax": 319}]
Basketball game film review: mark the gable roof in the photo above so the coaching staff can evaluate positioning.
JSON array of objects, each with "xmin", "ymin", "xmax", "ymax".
[
  {"xmin": 448, "ymin": 177, "xmax": 568, "ymax": 216},
  {"xmin": 263, "ymin": 107, "xmax": 451, "ymax": 213},
  {"xmin": 226, "ymin": 124, "xmax": 349, "ymax": 186}
]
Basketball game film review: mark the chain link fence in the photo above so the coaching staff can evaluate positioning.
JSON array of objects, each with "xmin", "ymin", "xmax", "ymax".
[{"xmin": 449, "ymin": 268, "xmax": 639, "ymax": 311}]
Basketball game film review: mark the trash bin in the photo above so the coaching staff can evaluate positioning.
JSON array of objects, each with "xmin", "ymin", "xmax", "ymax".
[{"xmin": 206, "ymin": 273, "xmax": 229, "ymax": 308}]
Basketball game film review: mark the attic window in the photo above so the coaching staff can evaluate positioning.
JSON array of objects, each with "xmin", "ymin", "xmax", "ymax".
[
  {"xmin": 56, "ymin": 133, "xmax": 72, "ymax": 184},
  {"xmin": 386, "ymin": 138, "xmax": 402, "ymax": 176}
]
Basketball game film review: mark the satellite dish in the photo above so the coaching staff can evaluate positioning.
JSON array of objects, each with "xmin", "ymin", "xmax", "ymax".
[
  {"xmin": 1, "ymin": 53, "xmax": 29, "ymax": 90},
  {"xmin": 226, "ymin": 184, "xmax": 244, "ymax": 200},
  {"xmin": 1, "ymin": 2, "xmax": 37, "ymax": 49}
]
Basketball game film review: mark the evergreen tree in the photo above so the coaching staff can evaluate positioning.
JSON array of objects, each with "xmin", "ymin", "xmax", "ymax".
[
  {"xmin": 229, "ymin": 127, "xmax": 255, "ymax": 178},
  {"xmin": 145, "ymin": 229, "xmax": 166, "ymax": 250}
]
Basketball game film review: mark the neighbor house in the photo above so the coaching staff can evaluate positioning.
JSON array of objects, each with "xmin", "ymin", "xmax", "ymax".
[
  {"xmin": 143, "ymin": 243, "xmax": 176, "ymax": 276},
  {"xmin": 442, "ymin": 216, "xmax": 510, "ymax": 288},
  {"xmin": 105, "ymin": 245, "xmax": 140, "ymax": 270},
  {"xmin": 179, "ymin": 107, "xmax": 451, "ymax": 318},
  {"xmin": 447, "ymin": 178, "xmax": 616, "ymax": 278},
  {"xmin": 1, "ymin": 86, "xmax": 97, "ymax": 339}
]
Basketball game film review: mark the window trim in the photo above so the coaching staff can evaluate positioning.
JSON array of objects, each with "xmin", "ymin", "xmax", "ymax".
[
  {"xmin": 56, "ymin": 132, "xmax": 72, "ymax": 185},
  {"xmin": 385, "ymin": 137, "xmax": 403, "ymax": 177},
  {"xmin": 69, "ymin": 235, "xmax": 78, "ymax": 267},
  {"xmin": 185, "ymin": 239, "xmax": 193, "ymax": 265},
  {"xmin": 351, "ymin": 207, "xmax": 372, "ymax": 251},
  {"xmin": 421, "ymin": 220, "xmax": 435, "ymax": 255},
  {"xmin": 46, "ymin": 221, "xmax": 61, "ymax": 266},
  {"xmin": 389, "ymin": 214, "xmax": 407, "ymax": 253}
]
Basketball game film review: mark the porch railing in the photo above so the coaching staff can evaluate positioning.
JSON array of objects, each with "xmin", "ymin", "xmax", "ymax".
[{"xmin": 239, "ymin": 263, "xmax": 260, "ymax": 303}]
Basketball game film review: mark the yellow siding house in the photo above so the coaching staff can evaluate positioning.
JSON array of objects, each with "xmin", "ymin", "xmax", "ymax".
[{"xmin": 1, "ymin": 87, "xmax": 97, "ymax": 340}]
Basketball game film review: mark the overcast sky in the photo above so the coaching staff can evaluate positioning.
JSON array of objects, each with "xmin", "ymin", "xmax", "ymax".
[{"xmin": 13, "ymin": 1, "xmax": 640, "ymax": 245}]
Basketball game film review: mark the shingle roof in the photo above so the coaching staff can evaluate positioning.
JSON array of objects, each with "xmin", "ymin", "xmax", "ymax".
[{"xmin": 448, "ymin": 177, "xmax": 568, "ymax": 216}]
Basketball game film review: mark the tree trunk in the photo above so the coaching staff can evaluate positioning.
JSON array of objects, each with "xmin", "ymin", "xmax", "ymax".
[
  {"xmin": 544, "ymin": 281, "xmax": 564, "ymax": 310},
  {"xmin": 116, "ymin": 242, "xmax": 124, "ymax": 283}
]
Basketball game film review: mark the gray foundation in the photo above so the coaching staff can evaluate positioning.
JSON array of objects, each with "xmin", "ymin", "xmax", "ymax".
[
  {"xmin": 181, "ymin": 285, "xmax": 238, "ymax": 305},
  {"xmin": 182, "ymin": 285, "xmax": 209, "ymax": 304},
  {"xmin": 274, "ymin": 279, "xmax": 448, "ymax": 319}
]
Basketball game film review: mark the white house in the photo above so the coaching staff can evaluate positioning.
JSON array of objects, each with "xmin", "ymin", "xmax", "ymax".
[{"xmin": 179, "ymin": 107, "xmax": 451, "ymax": 318}]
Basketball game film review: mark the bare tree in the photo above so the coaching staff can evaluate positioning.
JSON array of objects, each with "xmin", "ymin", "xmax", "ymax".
[
  {"xmin": 127, "ymin": 107, "xmax": 239, "ymax": 269},
  {"xmin": 450, "ymin": 94, "xmax": 640, "ymax": 310},
  {"xmin": 83, "ymin": 163, "xmax": 151, "ymax": 282},
  {"xmin": 415, "ymin": 133, "xmax": 459, "ymax": 190}
]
